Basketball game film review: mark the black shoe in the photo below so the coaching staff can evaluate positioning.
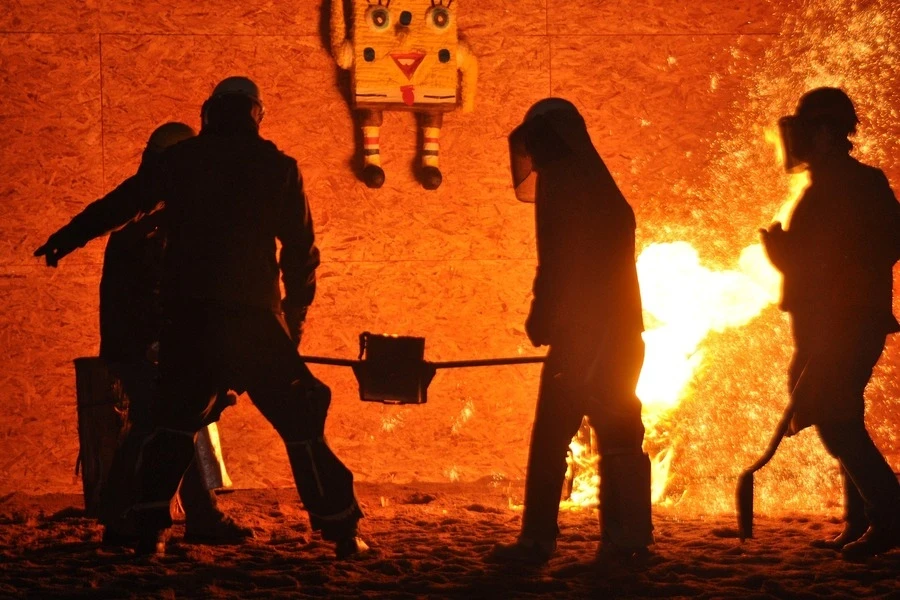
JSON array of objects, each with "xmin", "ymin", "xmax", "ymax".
[
  {"xmin": 841, "ymin": 524, "xmax": 900, "ymax": 559},
  {"xmin": 421, "ymin": 166, "xmax": 442, "ymax": 190},
  {"xmin": 811, "ymin": 523, "xmax": 868, "ymax": 550},
  {"xmin": 489, "ymin": 538, "xmax": 556, "ymax": 564},
  {"xmin": 184, "ymin": 516, "xmax": 254, "ymax": 545},
  {"xmin": 335, "ymin": 536, "xmax": 370, "ymax": 559},
  {"xmin": 362, "ymin": 164, "xmax": 385, "ymax": 188}
]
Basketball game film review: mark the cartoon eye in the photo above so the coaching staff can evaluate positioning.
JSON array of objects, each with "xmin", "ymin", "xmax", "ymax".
[
  {"xmin": 428, "ymin": 7, "xmax": 450, "ymax": 30},
  {"xmin": 368, "ymin": 7, "xmax": 391, "ymax": 30}
]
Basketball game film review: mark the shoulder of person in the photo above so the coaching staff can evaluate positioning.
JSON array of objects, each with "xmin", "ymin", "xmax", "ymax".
[{"xmin": 256, "ymin": 137, "xmax": 299, "ymax": 168}]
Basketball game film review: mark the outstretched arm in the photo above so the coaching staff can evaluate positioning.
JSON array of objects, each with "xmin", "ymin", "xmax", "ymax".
[{"xmin": 34, "ymin": 173, "xmax": 161, "ymax": 267}]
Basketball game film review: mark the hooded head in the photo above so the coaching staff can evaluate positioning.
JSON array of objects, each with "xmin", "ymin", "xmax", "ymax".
[
  {"xmin": 779, "ymin": 87, "xmax": 858, "ymax": 172},
  {"xmin": 509, "ymin": 98, "xmax": 592, "ymax": 202}
]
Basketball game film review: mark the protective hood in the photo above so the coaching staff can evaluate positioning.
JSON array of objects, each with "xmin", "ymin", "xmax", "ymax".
[{"xmin": 508, "ymin": 98, "xmax": 593, "ymax": 202}]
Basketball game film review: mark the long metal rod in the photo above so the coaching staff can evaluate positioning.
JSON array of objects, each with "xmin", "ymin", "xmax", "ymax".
[
  {"xmin": 430, "ymin": 357, "xmax": 546, "ymax": 369},
  {"xmin": 299, "ymin": 356, "xmax": 546, "ymax": 369},
  {"xmin": 299, "ymin": 356, "xmax": 359, "ymax": 367}
]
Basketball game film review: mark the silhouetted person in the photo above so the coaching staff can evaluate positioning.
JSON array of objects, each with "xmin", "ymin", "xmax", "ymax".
[
  {"xmin": 492, "ymin": 98, "xmax": 652, "ymax": 563},
  {"xmin": 761, "ymin": 87, "xmax": 900, "ymax": 559},
  {"xmin": 35, "ymin": 77, "xmax": 367, "ymax": 558},
  {"xmin": 97, "ymin": 122, "xmax": 252, "ymax": 547}
]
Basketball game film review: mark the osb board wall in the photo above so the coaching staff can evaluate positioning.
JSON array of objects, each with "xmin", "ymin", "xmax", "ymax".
[{"xmin": 2, "ymin": 0, "xmax": 899, "ymax": 513}]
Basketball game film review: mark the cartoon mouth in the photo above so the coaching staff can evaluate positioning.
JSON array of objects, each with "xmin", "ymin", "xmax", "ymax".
[{"xmin": 390, "ymin": 52, "xmax": 425, "ymax": 80}]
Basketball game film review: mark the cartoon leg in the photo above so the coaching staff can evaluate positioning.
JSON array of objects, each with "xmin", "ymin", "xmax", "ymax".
[
  {"xmin": 359, "ymin": 109, "xmax": 385, "ymax": 189},
  {"xmin": 420, "ymin": 112, "xmax": 443, "ymax": 190}
]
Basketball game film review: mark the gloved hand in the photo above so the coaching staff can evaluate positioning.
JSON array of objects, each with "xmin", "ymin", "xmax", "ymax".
[
  {"xmin": 525, "ymin": 302, "xmax": 551, "ymax": 347},
  {"xmin": 283, "ymin": 304, "xmax": 309, "ymax": 348},
  {"xmin": 33, "ymin": 227, "xmax": 83, "ymax": 267},
  {"xmin": 759, "ymin": 222, "xmax": 790, "ymax": 270}
]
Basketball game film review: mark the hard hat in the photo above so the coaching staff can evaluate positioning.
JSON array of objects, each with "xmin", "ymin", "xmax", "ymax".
[
  {"xmin": 205, "ymin": 76, "xmax": 265, "ymax": 125},
  {"xmin": 210, "ymin": 76, "xmax": 263, "ymax": 109},
  {"xmin": 795, "ymin": 87, "xmax": 858, "ymax": 135},
  {"xmin": 146, "ymin": 122, "xmax": 195, "ymax": 154}
]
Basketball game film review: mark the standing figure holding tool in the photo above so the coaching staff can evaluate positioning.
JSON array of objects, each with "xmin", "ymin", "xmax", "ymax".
[
  {"xmin": 492, "ymin": 98, "xmax": 652, "ymax": 564},
  {"xmin": 758, "ymin": 87, "xmax": 900, "ymax": 559},
  {"xmin": 35, "ymin": 78, "xmax": 367, "ymax": 558}
]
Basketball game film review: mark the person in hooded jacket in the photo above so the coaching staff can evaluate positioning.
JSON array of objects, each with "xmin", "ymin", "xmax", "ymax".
[
  {"xmin": 761, "ymin": 87, "xmax": 900, "ymax": 559},
  {"xmin": 492, "ymin": 98, "xmax": 653, "ymax": 563},
  {"xmin": 95, "ymin": 122, "xmax": 252, "ymax": 548},
  {"xmin": 35, "ymin": 77, "xmax": 367, "ymax": 559}
]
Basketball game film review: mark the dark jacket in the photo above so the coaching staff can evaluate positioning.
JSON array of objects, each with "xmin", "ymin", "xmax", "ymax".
[
  {"xmin": 59, "ymin": 130, "xmax": 320, "ymax": 318},
  {"xmin": 778, "ymin": 155, "xmax": 900, "ymax": 335},
  {"xmin": 98, "ymin": 211, "xmax": 166, "ymax": 362},
  {"xmin": 528, "ymin": 112, "xmax": 644, "ymax": 352}
]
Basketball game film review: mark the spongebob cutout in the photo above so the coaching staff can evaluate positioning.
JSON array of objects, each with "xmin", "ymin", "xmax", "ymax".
[{"xmin": 330, "ymin": 0, "xmax": 478, "ymax": 189}]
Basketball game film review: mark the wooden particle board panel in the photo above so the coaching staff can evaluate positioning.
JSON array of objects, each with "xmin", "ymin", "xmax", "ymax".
[
  {"xmin": 0, "ymin": 34, "xmax": 103, "ymax": 267},
  {"xmin": 0, "ymin": 1, "xmax": 99, "ymax": 34},
  {"xmin": 0, "ymin": 265, "xmax": 103, "ymax": 495},
  {"xmin": 551, "ymin": 34, "xmax": 781, "ymax": 263},
  {"xmin": 98, "ymin": 0, "xmax": 321, "ymax": 36},
  {"xmin": 548, "ymin": 0, "xmax": 790, "ymax": 36}
]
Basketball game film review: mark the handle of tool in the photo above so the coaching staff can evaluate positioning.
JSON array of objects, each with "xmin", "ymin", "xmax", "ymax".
[
  {"xmin": 743, "ymin": 402, "xmax": 794, "ymax": 475},
  {"xmin": 430, "ymin": 357, "xmax": 546, "ymax": 369},
  {"xmin": 298, "ymin": 356, "xmax": 360, "ymax": 367}
]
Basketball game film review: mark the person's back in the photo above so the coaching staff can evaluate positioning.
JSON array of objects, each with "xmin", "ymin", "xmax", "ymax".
[
  {"xmin": 535, "ymin": 151, "xmax": 643, "ymax": 345},
  {"xmin": 781, "ymin": 154, "xmax": 900, "ymax": 333},
  {"xmin": 156, "ymin": 118, "xmax": 317, "ymax": 315}
]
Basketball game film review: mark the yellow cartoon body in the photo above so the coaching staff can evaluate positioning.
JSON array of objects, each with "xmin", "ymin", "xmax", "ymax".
[{"xmin": 330, "ymin": 0, "xmax": 478, "ymax": 188}]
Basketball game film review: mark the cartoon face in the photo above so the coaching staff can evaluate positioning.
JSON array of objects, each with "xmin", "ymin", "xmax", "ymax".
[{"xmin": 352, "ymin": 0, "xmax": 460, "ymax": 110}]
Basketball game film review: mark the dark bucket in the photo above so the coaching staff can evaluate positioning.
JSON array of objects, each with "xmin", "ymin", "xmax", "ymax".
[{"xmin": 73, "ymin": 357, "xmax": 128, "ymax": 517}]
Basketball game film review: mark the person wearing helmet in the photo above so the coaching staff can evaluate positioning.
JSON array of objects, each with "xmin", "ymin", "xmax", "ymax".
[
  {"xmin": 94, "ymin": 122, "xmax": 253, "ymax": 549},
  {"xmin": 492, "ymin": 98, "xmax": 652, "ymax": 563},
  {"xmin": 761, "ymin": 87, "xmax": 900, "ymax": 558},
  {"xmin": 35, "ymin": 77, "xmax": 367, "ymax": 559}
]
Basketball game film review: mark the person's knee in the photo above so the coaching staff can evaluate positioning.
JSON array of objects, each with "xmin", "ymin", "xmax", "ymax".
[
  {"xmin": 591, "ymin": 400, "xmax": 645, "ymax": 453},
  {"xmin": 817, "ymin": 419, "xmax": 867, "ymax": 458},
  {"xmin": 281, "ymin": 379, "xmax": 332, "ymax": 442}
]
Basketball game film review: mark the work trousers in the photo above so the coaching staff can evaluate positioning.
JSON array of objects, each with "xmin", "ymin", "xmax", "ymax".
[
  {"xmin": 790, "ymin": 316, "xmax": 900, "ymax": 529},
  {"xmin": 128, "ymin": 302, "xmax": 362, "ymax": 540},
  {"xmin": 521, "ymin": 335, "xmax": 646, "ymax": 542},
  {"xmin": 99, "ymin": 359, "xmax": 225, "ymax": 530}
]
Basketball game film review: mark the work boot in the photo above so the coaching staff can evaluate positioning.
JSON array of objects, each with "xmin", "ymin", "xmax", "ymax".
[
  {"xmin": 489, "ymin": 536, "xmax": 556, "ymax": 564},
  {"xmin": 810, "ymin": 522, "xmax": 868, "ymax": 550},
  {"xmin": 184, "ymin": 515, "xmax": 254, "ymax": 545},
  {"xmin": 841, "ymin": 522, "xmax": 900, "ymax": 559},
  {"xmin": 335, "ymin": 536, "xmax": 370, "ymax": 559}
]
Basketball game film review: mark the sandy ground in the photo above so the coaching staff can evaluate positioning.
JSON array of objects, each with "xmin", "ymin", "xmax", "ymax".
[{"xmin": 1, "ymin": 482, "xmax": 898, "ymax": 600}]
